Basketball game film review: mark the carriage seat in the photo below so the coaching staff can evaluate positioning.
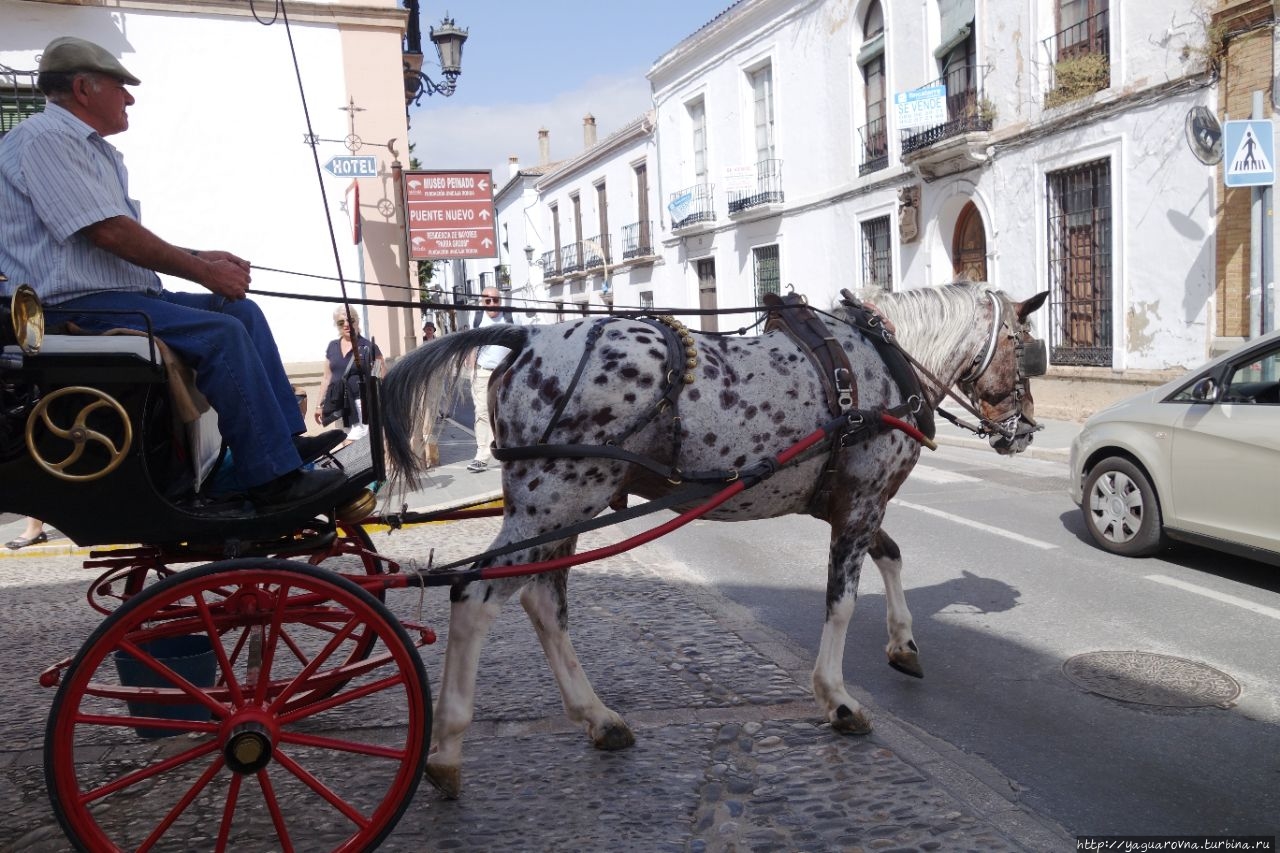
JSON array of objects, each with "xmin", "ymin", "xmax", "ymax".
[{"xmin": 5, "ymin": 330, "xmax": 224, "ymax": 489}]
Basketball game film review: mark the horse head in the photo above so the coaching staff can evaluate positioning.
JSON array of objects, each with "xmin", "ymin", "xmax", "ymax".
[{"xmin": 958, "ymin": 289, "xmax": 1049, "ymax": 455}]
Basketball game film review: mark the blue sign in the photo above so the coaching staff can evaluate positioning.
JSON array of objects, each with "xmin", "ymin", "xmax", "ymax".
[
  {"xmin": 324, "ymin": 156, "xmax": 378, "ymax": 178},
  {"xmin": 1223, "ymin": 120, "xmax": 1275, "ymax": 187},
  {"xmin": 667, "ymin": 190, "xmax": 693, "ymax": 222}
]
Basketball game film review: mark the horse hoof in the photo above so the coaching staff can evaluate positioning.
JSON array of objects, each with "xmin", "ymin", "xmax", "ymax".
[
  {"xmin": 831, "ymin": 704, "xmax": 873, "ymax": 735},
  {"xmin": 591, "ymin": 721, "xmax": 636, "ymax": 751},
  {"xmin": 425, "ymin": 760, "xmax": 461, "ymax": 799},
  {"xmin": 888, "ymin": 651, "xmax": 924, "ymax": 679}
]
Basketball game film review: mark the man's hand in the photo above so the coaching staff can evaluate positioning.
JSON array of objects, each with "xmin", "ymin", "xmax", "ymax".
[{"xmin": 193, "ymin": 251, "xmax": 252, "ymax": 300}]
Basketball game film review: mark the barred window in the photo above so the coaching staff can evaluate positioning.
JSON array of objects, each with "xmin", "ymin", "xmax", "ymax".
[
  {"xmin": 753, "ymin": 245, "xmax": 780, "ymax": 305},
  {"xmin": 861, "ymin": 217, "xmax": 892, "ymax": 291},
  {"xmin": 1047, "ymin": 158, "xmax": 1112, "ymax": 366},
  {"xmin": 0, "ymin": 71, "xmax": 43, "ymax": 137},
  {"xmin": 639, "ymin": 291, "xmax": 654, "ymax": 311}
]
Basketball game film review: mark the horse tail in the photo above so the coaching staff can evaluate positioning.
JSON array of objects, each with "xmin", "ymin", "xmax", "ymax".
[{"xmin": 381, "ymin": 324, "xmax": 530, "ymax": 487}]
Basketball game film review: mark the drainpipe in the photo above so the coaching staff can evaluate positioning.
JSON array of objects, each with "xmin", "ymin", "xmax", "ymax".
[{"xmin": 392, "ymin": 155, "xmax": 415, "ymax": 355}]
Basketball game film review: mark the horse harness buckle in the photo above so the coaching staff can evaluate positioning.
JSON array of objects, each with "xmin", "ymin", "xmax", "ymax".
[{"xmin": 762, "ymin": 292, "xmax": 857, "ymax": 417}]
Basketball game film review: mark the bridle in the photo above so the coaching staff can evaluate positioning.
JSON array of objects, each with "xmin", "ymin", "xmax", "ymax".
[
  {"xmin": 951, "ymin": 291, "xmax": 1046, "ymax": 441},
  {"xmin": 886, "ymin": 290, "xmax": 1046, "ymax": 443}
]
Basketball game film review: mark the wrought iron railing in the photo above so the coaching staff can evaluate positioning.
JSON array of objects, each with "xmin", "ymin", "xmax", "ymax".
[
  {"xmin": 560, "ymin": 242, "xmax": 582, "ymax": 274},
  {"xmin": 1042, "ymin": 8, "xmax": 1110, "ymax": 104},
  {"xmin": 0, "ymin": 67, "xmax": 42, "ymax": 137},
  {"xmin": 728, "ymin": 158, "xmax": 784, "ymax": 214},
  {"xmin": 621, "ymin": 221, "xmax": 653, "ymax": 260},
  {"xmin": 583, "ymin": 234, "xmax": 610, "ymax": 269},
  {"xmin": 541, "ymin": 250, "xmax": 558, "ymax": 276},
  {"xmin": 858, "ymin": 117, "xmax": 888, "ymax": 176},
  {"xmin": 900, "ymin": 64, "xmax": 993, "ymax": 156},
  {"xmin": 669, "ymin": 183, "xmax": 716, "ymax": 229},
  {"xmin": 1044, "ymin": 7, "xmax": 1109, "ymax": 63}
]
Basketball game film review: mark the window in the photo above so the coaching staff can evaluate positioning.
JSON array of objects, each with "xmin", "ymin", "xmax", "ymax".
[
  {"xmin": 861, "ymin": 217, "xmax": 892, "ymax": 291},
  {"xmin": 858, "ymin": 1, "xmax": 888, "ymax": 175},
  {"xmin": 633, "ymin": 163, "xmax": 651, "ymax": 257},
  {"xmin": 749, "ymin": 65, "xmax": 775, "ymax": 163},
  {"xmin": 639, "ymin": 291, "xmax": 654, "ymax": 311},
  {"xmin": 1047, "ymin": 158, "xmax": 1112, "ymax": 366},
  {"xmin": 689, "ymin": 98, "xmax": 707, "ymax": 182},
  {"xmin": 0, "ymin": 73, "xmax": 43, "ymax": 137},
  {"xmin": 550, "ymin": 203, "xmax": 561, "ymax": 274},
  {"xmin": 753, "ymin": 245, "xmax": 780, "ymax": 305},
  {"xmin": 1056, "ymin": 0, "xmax": 1109, "ymax": 62}
]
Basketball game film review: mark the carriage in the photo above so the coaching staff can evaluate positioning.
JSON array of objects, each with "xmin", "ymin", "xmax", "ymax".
[{"xmin": 1, "ymin": 275, "xmax": 1047, "ymax": 851}]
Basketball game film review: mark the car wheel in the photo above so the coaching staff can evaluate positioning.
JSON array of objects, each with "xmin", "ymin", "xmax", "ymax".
[{"xmin": 1082, "ymin": 457, "xmax": 1164, "ymax": 557}]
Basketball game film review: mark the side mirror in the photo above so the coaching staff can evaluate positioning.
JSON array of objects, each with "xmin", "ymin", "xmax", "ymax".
[{"xmin": 1189, "ymin": 377, "xmax": 1218, "ymax": 402}]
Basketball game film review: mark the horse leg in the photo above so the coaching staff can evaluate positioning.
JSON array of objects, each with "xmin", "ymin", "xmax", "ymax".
[
  {"xmin": 519, "ymin": 567, "xmax": 636, "ymax": 751},
  {"xmin": 425, "ymin": 578, "xmax": 515, "ymax": 799},
  {"xmin": 871, "ymin": 529, "xmax": 922, "ymax": 678},
  {"xmin": 812, "ymin": 521, "xmax": 874, "ymax": 735}
]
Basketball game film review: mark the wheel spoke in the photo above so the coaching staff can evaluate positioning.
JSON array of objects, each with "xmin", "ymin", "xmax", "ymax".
[
  {"xmin": 279, "ymin": 672, "xmax": 407, "ymax": 725},
  {"xmin": 117, "ymin": 636, "xmax": 227, "ymax": 719},
  {"xmin": 277, "ymin": 729, "xmax": 408, "ymax": 761},
  {"xmin": 257, "ymin": 769, "xmax": 296, "ymax": 853},
  {"xmin": 273, "ymin": 747, "xmax": 371, "ymax": 829},
  {"xmin": 255, "ymin": 583, "xmax": 293, "ymax": 705},
  {"xmin": 216, "ymin": 774, "xmax": 244, "ymax": 852},
  {"xmin": 196, "ymin": 591, "xmax": 247, "ymax": 708},
  {"xmin": 82, "ymin": 739, "xmax": 220, "ymax": 804},
  {"xmin": 136, "ymin": 754, "xmax": 226, "ymax": 852},
  {"xmin": 266, "ymin": 614, "xmax": 361, "ymax": 712}
]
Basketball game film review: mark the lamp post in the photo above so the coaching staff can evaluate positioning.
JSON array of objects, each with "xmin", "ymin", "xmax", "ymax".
[{"xmin": 403, "ymin": 10, "xmax": 468, "ymax": 106}]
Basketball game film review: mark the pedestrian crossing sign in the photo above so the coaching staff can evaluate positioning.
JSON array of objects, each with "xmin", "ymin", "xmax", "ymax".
[{"xmin": 1223, "ymin": 119, "xmax": 1275, "ymax": 187}]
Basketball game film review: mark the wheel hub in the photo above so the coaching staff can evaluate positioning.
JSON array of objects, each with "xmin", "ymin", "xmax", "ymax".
[{"xmin": 225, "ymin": 721, "xmax": 273, "ymax": 774}]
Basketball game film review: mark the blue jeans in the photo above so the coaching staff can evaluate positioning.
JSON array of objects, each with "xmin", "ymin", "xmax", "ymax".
[{"xmin": 48, "ymin": 290, "xmax": 304, "ymax": 488}]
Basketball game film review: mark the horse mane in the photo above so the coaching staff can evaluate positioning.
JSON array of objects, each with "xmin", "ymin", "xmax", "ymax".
[{"xmin": 849, "ymin": 282, "xmax": 993, "ymax": 380}]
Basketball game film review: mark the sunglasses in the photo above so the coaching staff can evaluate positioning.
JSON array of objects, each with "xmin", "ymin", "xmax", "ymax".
[
  {"xmin": 336, "ymin": 318, "xmax": 355, "ymax": 327},
  {"xmin": 481, "ymin": 298, "xmax": 499, "ymax": 304}
]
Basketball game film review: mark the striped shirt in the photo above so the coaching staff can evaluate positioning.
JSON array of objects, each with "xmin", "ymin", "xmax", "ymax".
[{"xmin": 0, "ymin": 103, "xmax": 160, "ymax": 304}]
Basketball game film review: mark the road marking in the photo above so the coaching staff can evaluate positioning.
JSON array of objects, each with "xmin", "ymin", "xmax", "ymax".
[
  {"xmin": 1144, "ymin": 574, "xmax": 1280, "ymax": 621},
  {"xmin": 890, "ymin": 499, "xmax": 1058, "ymax": 550},
  {"xmin": 909, "ymin": 465, "xmax": 981, "ymax": 484}
]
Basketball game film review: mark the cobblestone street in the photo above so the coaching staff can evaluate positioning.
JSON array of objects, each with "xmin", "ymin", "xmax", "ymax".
[{"xmin": 0, "ymin": 513, "xmax": 1071, "ymax": 852}]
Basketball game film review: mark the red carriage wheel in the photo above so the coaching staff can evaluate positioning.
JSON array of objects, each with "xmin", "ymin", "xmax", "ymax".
[{"xmin": 44, "ymin": 559, "xmax": 429, "ymax": 852}]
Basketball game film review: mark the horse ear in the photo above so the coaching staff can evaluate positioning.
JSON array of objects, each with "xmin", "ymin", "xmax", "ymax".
[{"xmin": 1017, "ymin": 290, "xmax": 1050, "ymax": 321}]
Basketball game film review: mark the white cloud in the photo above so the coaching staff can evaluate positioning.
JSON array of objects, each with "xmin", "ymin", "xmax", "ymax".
[{"xmin": 408, "ymin": 72, "xmax": 653, "ymax": 184}]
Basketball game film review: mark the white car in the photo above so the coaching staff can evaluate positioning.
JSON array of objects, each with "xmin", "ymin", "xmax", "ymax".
[{"xmin": 1068, "ymin": 330, "xmax": 1280, "ymax": 565}]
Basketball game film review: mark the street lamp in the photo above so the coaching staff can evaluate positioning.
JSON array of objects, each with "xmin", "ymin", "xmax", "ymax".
[
  {"xmin": 524, "ymin": 245, "xmax": 545, "ymax": 269},
  {"xmin": 403, "ymin": 12, "xmax": 468, "ymax": 105}
]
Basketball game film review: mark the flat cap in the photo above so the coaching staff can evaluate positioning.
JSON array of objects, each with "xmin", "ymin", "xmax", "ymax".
[{"xmin": 39, "ymin": 36, "xmax": 141, "ymax": 86}]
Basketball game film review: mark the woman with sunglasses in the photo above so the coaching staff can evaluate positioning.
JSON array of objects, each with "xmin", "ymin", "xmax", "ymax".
[{"xmin": 316, "ymin": 307, "xmax": 384, "ymax": 441}]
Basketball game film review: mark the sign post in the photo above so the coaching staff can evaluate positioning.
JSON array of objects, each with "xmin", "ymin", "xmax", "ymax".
[{"xmin": 403, "ymin": 170, "xmax": 497, "ymax": 260}]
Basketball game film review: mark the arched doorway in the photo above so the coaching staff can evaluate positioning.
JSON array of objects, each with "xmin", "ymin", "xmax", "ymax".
[{"xmin": 952, "ymin": 201, "xmax": 988, "ymax": 281}]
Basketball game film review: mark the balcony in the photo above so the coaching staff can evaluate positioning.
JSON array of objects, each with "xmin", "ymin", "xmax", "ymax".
[
  {"xmin": 727, "ymin": 158, "xmax": 785, "ymax": 221},
  {"xmin": 669, "ymin": 183, "xmax": 716, "ymax": 235},
  {"xmin": 900, "ymin": 64, "xmax": 993, "ymax": 180},
  {"xmin": 621, "ymin": 221, "xmax": 654, "ymax": 261},
  {"xmin": 583, "ymin": 234, "xmax": 610, "ymax": 270},
  {"xmin": 560, "ymin": 242, "xmax": 582, "ymax": 274},
  {"xmin": 858, "ymin": 117, "xmax": 888, "ymax": 176},
  {"xmin": 1043, "ymin": 8, "xmax": 1110, "ymax": 108},
  {"xmin": 541, "ymin": 250, "xmax": 559, "ymax": 277}
]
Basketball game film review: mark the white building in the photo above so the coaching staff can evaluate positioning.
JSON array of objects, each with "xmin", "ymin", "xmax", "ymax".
[
  {"xmin": 485, "ymin": 0, "xmax": 1278, "ymax": 416},
  {"xmin": 1, "ymin": 0, "xmax": 416, "ymax": 374}
]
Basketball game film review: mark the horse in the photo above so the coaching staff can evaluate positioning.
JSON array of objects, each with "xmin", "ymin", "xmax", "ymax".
[{"xmin": 380, "ymin": 282, "xmax": 1049, "ymax": 797}]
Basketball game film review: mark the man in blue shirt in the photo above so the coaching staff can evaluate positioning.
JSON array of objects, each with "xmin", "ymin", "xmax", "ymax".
[{"xmin": 0, "ymin": 37, "xmax": 343, "ymax": 510}]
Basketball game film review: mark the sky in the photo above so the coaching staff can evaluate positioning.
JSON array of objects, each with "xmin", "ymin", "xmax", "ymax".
[{"xmin": 407, "ymin": 0, "xmax": 735, "ymax": 182}]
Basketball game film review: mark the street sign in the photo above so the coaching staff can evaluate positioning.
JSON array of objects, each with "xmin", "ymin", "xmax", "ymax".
[
  {"xmin": 1223, "ymin": 119, "xmax": 1275, "ymax": 187},
  {"xmin": 895, "ymin": 85, "xmax": 947, "ymax": 130},
  {"xmin": 324, "ymin": 155, "xmax": 377, "ymax": 178},
  {"xmin": 404, "ymin": 170, "xmax": 497, "ymax": 260}
]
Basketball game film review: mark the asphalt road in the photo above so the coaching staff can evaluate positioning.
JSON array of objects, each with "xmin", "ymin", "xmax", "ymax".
[{"xmin": 622, "ymin": 443, "xmax": 1280, "ymax": 838}]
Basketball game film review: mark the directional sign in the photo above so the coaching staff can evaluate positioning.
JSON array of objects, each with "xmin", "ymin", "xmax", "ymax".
[
  {"xmin": 404, "ymin": 170, "xmax": 497, "ymax": 260},
  {"xmin": 1223, "ymin": 120, "xmax": 1275, "ymax": 187},
  {"xmin": 895, "ymin": 85, "xmax": 947, "ymax": 130},
  {"xmin": 324, "ymin": 156, "xmax": 377, "ymax": 178}
]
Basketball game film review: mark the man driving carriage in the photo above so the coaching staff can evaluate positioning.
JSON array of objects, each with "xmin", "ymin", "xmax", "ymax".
[{"xmin": 0, "ymin": 37, "xmax": 345, "ymax": 511}]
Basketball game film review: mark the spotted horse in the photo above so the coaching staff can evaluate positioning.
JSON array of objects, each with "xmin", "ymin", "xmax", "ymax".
[{"xmin": 381, "ymin": 281, "xmax": 1049, "ymax": 797}]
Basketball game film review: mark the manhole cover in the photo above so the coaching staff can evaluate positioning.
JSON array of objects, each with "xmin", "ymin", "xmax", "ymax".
[{"xmin": 1062, "ymin": 651, "xmax": 1240, "ymax": 708}]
